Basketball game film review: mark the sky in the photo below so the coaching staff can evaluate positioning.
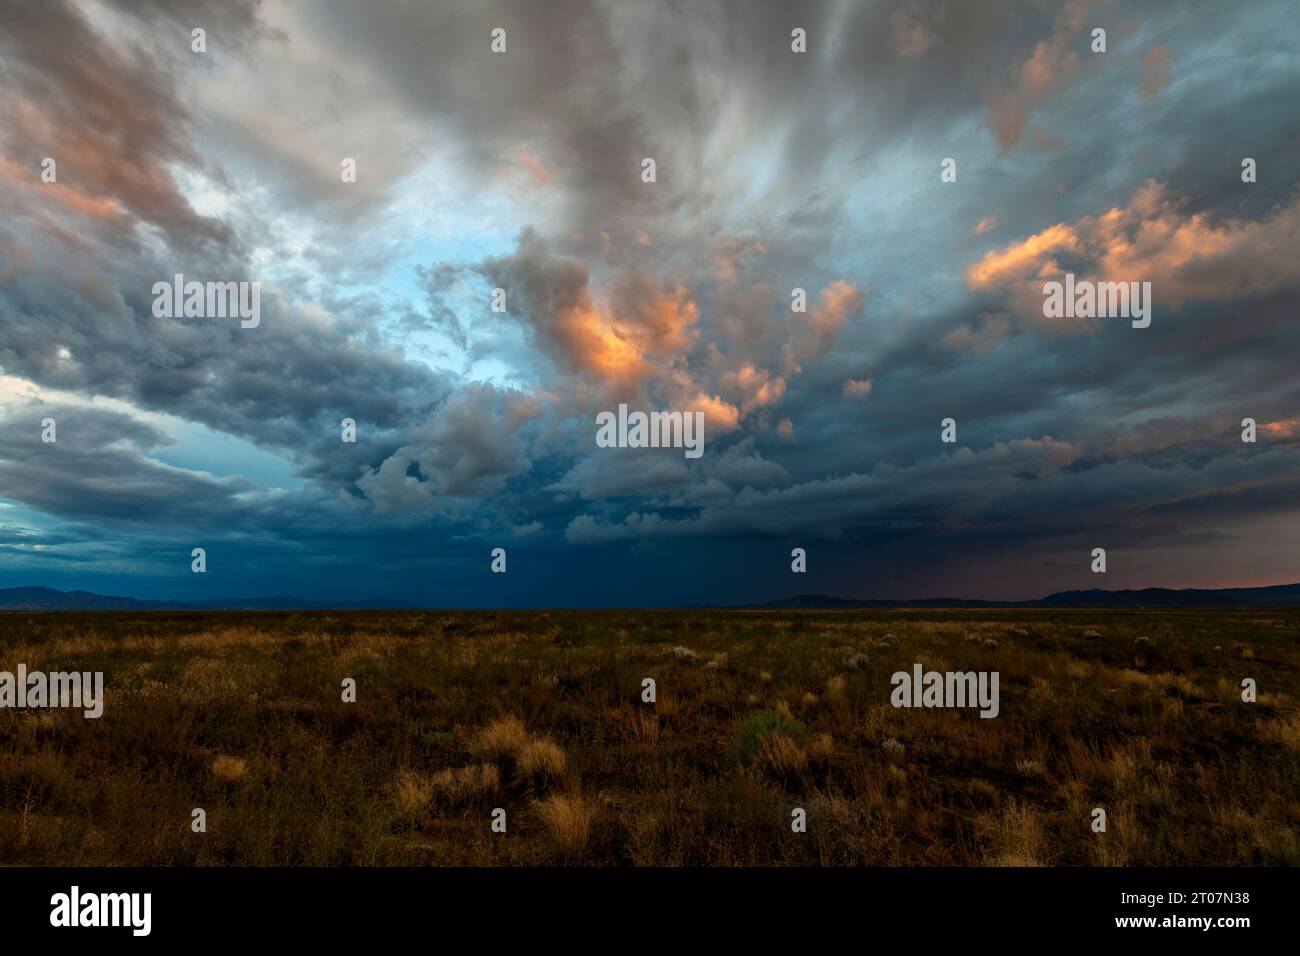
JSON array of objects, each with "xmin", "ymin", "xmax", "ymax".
[{"xmin": 1, "ymin": 0, "xmax": 1299, "ymax": 607}]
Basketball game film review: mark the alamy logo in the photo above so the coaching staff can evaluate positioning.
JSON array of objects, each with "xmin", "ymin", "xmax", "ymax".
[
  {"xmin": 1042, "ymin": 273, "xmax": 1151, "ymax": 328},
  {"xmin": 890, "ymin": 663, "xmax": 1000, "ymax": 718},
  {"xmin": 596, "ymin": 403, "xmax": 704, "ymax": 459},
  {"xmin": 152, "ymin": 273, "xmax": 261, "ymax": 328},
  {"xmin": 0, "ymin": 665, "xmax": 103, "ymax": 718},
  {"xmin": 50, "ymin": 886, "xmax": 151, "ymax": 936}
]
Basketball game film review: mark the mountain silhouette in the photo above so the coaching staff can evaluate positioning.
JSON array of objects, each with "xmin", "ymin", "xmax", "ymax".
[
  {"xmin": 3, "ymin": 583, "xmax": 1300, "ymax": 611},
  {"xmin": 745, "ymin": 583, "xmax": 1300, "ymax": 609},
  {"xmin": 0, "ymin": 587, "xmax": 410, "ymax": 611}
]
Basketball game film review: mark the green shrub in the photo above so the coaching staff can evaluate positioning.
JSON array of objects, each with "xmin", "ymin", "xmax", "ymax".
[{"xmin": 728, "ymin": 710, "xmax": 808, "ymax": 767}]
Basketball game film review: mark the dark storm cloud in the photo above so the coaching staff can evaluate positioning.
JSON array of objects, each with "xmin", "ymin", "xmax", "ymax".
[
  {"xmin": 0, "ymin": 402, "xmax": 251, "ymax": 522},
  {"xmin": 0, "ymin": 245, "xmax": 455, "ymax": 486},
  {"xmin": 300, "ymin": 0, "xmax": 1064, "ymax": 257},
  {"xmin": 0, "ymin": 2, "xmax": 464, "ymax": 493},
  {"xmin": 2, "ymin": 0, "xmax": 1299, "ymax": 603},
  {"xmin": 0, "ymin": 0, "xmax": 236, "ymax": 252},
  {"xmin": 357, "ymin": 383, "xmax": 533, "ymax": 507}
]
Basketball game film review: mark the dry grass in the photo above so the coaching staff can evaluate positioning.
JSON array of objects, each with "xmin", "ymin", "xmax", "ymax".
[
  {"xmin": 471, "ymin": 717, "xmax": 531, "ymax": 764},
  {"xmin": 428, "ymin": 764, "xmax": 500, "ymax": 809},
  {"xmin": 471, "ymin": 717, "xmax": 565, "ymax": 782},
  {"xmin": 0, "ymin": 607, "xmax": 1296, "ymax": 865},
  {"xmin": 807, "ymin": 733, "xmax": 834, "ymax": 762},
  {"xmin": 756, "ymin": 733, "xmax": 807, "ymax": 785},
  {"xmin": 392, "ymin": 770, "xmax": 435, "ymax": 818},
  {"xmin": 533, "ymin": 794, "xmax": 596, "ymax": 857},
  {"xmin": 210, "ymin": 756, "xmax": 248, "ymax": 785},
  {"xmin": 516, "ymin": 739, "xmax": 566, "ymax": 779}
]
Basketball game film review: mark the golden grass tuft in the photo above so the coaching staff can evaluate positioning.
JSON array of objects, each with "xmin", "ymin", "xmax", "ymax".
[
  {"xmin": 825, "ymin": 675, "xmax": 848, "ymax": 713},
  {"xmin": 517, "ymin": 738, "xmax": 567, "ymax": 778},
  {"xmin": 210, "ymin": 755, "xmax": 249, "ymax": 785},
  {"xmin": 632, "ymin": 714, "xmax": 660, "ymax": 750},
  {"xmin": 986, "ymin": 802, "xmax": 1049, "ymax": 866},
  {"xmin": 393, "ymin": 770, "xmax": 434, "ymax": 817},
  {"xmin": 429, "ymin": 763, "xmax": 500, "ymax": 808},
  {"xmin": 1263, "ymin": 713, "xmax": 1300, "ymax": 752},
  {"xmin": 807, "ymin": 732, "xmax": 834, "ymax": 762},
  {"xmin": 534, "ymin": 793, "xmax": 596, "ymax": 856},
  {"xmin": 470, "ymin": 716, "xmax": 531, "ymax": 762},
  {"xmin": 756, "ymin": 733, "xmax": 807, "ymax": 784},
  {"xmin": 469, "ymin": 716, "xmax": 565, "ymax": 783}
]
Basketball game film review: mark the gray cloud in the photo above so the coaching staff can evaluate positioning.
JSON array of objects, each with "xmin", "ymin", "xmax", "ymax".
[{"xmin": 2, "ymin": 0, "xmax": 1299, "ymax": 603}]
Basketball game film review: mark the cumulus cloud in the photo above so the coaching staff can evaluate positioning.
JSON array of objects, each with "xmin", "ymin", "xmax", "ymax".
[
  {"xmin": 0, "ymin": 398, "xmax": 251, "ymax": 522},
  {"xmin": 478, "ymin": 228, "xmax": 654, "ymax": 388},
  {"xmin": 359, "ymin": 384, "xmax": 531, "ymax": 507},
  {"xmin": 967, "ymin": 181, "xmax": 1300, "ymax": 325}
]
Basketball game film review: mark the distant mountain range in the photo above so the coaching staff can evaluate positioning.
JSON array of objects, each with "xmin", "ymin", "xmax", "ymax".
[
  {"xmin": 0, "ymin": 587, "xmax": 411, "ymax": 611},
  {"xmin": 2, "ymin": 583, "xmax": 1300, "ymax": 611},
  {"xmin": 744, "ymin": 583, "xmax": 1300, "ymax": 610}
]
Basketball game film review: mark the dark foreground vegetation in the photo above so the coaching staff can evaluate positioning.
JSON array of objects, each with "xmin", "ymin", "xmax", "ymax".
[{"xmin": 1, "ymin": 609, "xmax": 1296, "ymax": 865}]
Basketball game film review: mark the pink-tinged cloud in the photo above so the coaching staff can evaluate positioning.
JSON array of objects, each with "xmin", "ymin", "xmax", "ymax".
[
  {"xmin": 967, "ymin": 223, "xmax": 1079, "ymax": 289},
  {"xmin": 1102, "ymin": 416, "xmax": 1239, "ymax": 457},
  {"xmin": 479, "ymin": 229, "xmax": 698, "ymax": 392},
  {"xmin": 483, "ymin": 229, "xmax": 862, "ymax": 438},
  {"xmin": 608, "ymin": 273, "xmax": 701, "ymax": 360},
  {"xmin": 784, "ymin": 280, "xmax": 867, "ymax": 373},
  {"xmin": 966, "ymin": 181, "xmax": 1300, "ymax": 327},
  {"xmin": 1261, "ymin": 418, "xmax": 1300, "ymax": 440},
  {"xmin": 684, "ymin": 392, "xmax": 742, "ymax": 434},
  {"xmin": 718, "ymin": 363, "xmax": 787, "ymax": 415},
  {"xmin": 0, "ymin": 1, "xmax": 231, "ymax": 249},
  {"xmin": 1139, "ymin": 46, "xmax": 1176, "ymax": 99},
  {"xmin": 891, "ymin": 5, "xmax": 937, "ymax": 57},
  {"xmin": 942, "ymin": 312, "xmax": 1011, "ymax": 354},
  {"xmin": 512, "ymin": 147, "xmax": 556, "ymax": 186},
  {"xmin": 842, "ymin": 378, "xmax": 874, "ymax": 398},
  {"xmin": 710, "ymin": 233, "xmax": 767, "ymax": 284},
  {"xmin": 984, "ymin": 0, "xmax": 1090, "ymax": 152}
]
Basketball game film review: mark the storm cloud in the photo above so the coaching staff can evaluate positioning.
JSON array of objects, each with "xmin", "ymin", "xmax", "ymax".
[{"xmin": 1, "ymin": 0, "xmax": 1298, "ymax": 605}]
